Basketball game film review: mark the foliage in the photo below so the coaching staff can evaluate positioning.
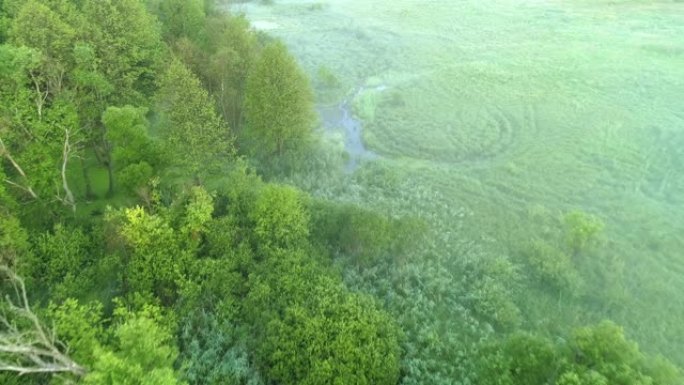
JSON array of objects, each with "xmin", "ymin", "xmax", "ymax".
[
  {"xmin": 47, "ymin": 299, "xmax": 104, "ymax": 366},
  {"xmin": 178, "ymin": 312, "xmax": 263, "ymax": 385},
  {"xmin": 463, "ymin": 255, "xmax": 523, "ymax": 330},
  {"xmin": 32, "ymin": 224, "xmax": 91, "ymax": 287},
  {"xmin": 81, "ymin": 0, "xmax": 164, "ymax": 104},
  {"xmin": 1, "ymin": 2, "xmax": 683, "ymax": 385},
  {"xmin": 0, "ymin": 210, "xmax": 29, "ymax": 268},
  {"xmin": 309, "ymin": 199, "xmax": 426, "ymax": 266},
  {"xmin": 245, "ymin": 249, "xmax": 401, "ymax": 385},
  {"xmin": 476, "ymin": 320, "xmax": 683, "ymax": 385},
  {"xmin": 156, "ymin": 59, "xmax": 235, "ymax": 179},
  {"xmin": 107, "ymin": 206, "xmax": 187, "ymax": 303},
  {"xmin": 477, "ymin": 332, "xmax": 559, "ymax": 385},
  {"xmin": 250, "ymin": 184, "xmax": 309, "ymax": 252},
  {"xmin": 524, "ymin": 238, "xmax": 581, "ymax": 292},
  {"xmin": 83, "ymin": 304, "xmax": 185, "ymax": 385},
  {"xmin": 563, "ymin": 211, "xmax": 604, "ymax": 255},
  {"xmin": 153, "ymin": 0, "xmax": 207, "ymax": 42},
  {"xmin": 243, "ymin": 41, "xmax": 315, "ymax": 161},
  {"xmin": 103, "ymin": 106, "xmax": 158, "ymax": 169}
]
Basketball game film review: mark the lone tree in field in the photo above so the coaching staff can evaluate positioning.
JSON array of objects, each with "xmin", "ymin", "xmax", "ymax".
[{"xmin": 243, "ymin": 41, "xmax": 315, "ymax": 161}]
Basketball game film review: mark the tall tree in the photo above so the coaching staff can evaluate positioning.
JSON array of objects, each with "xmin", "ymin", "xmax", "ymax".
[
  {"xmin": 103, "ymin": 105, "xmax": 159, "ymax": 195},
  {"xmin": 152, "ymin": 0, "xmax": 207, "ymax": 42},
  {"xmin": 201, "ymin": 15, "xmax": 257, "ymax": 131},
  {"xmin": 156, "ymin": 60, "xmax": 235, "ymax": 180},
  {"xmin": 81, "ymin": 0, "xmax": 163, "ymax": 105},
  {"xmin": 0, "ymin": 43, "xmax": 81, "ymax": 212},
  {"xmin": 243, "ymin": 41, "xmax": 315, "ymax": 160}
]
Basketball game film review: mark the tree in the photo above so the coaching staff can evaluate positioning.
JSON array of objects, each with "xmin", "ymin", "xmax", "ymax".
[
  {"xmin": 563, "ymin": 211, "xmax": 604, "ymax": 255},
  {"xmin": 249, "ymin": 184, "xmax": 309, "ymax": 252},
  {"xmin": 245, "ymin": 250, "xmax": 401, "ymax": 385},
  {"xmin": 200, "ymin": 14, "xmax": 257, "ymax": 130},
  {"xmin": 107, "ymin": 206, "xmax": 186, "ymax": 303},
  {"xmin": 0, "ymin": 43, "xmax": 83, "ymax": 212},
  {"xmin": 475, "ymin": 320, "xmax": 684, "ymax": 385},
  {"xmin": 477, "ymin": 332, "xmax": 559, "ymax": 385},
  {"xmin": 153, "ymin": 0, "xmax": 207, "ymax": 42},
  {"xmin": 156, "ymin": 60, "xmax": 235, "ymax": 180},
  {"xmin": 9, "ymin": 1, "xmax": 77, "ymax": 103},
  {"xmin": 243, "ymin": 41, "xmax": 315, "ymax": 160},
  {"xmin": 81, "ymin": 0, "xmax": 163, "ymax": 105},
  {"xmin": 83, "ymin": 304, "xmax": 186, "ymax": 385},
  {"xmin": 103, "ymin": 105, "xmax": 159, "ymax": 194}
]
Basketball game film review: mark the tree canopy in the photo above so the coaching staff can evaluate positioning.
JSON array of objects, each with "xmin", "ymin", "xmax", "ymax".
[{"xmin": 243, "ymin": 41, "xmax": 315, "ymax": 161}]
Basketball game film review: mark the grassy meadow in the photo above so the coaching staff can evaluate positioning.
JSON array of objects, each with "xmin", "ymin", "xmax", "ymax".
[{"xmin": 227, "ymin": 0, "xmax": 684, "ymax": 370}]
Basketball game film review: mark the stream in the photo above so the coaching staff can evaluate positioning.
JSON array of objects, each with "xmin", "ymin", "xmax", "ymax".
[{"xmin": 318, "ymin": 86, "xmax": 382, "ymax": 172}]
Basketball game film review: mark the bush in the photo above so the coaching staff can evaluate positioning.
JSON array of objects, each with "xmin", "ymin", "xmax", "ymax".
[
  {"xmin": 525, "ymin": 238, "xmax": 581, "ymax": 292},
  {"xmin": 250, "ymin": 184, "xmax": 309, "ymax": 252},
  {"xmin": 563, "ymin": 211, "xmax": 604, "ymax": 254},
  {"xmin": 245, "ymin": 250, "xmax": 401, "ymax": 385}
]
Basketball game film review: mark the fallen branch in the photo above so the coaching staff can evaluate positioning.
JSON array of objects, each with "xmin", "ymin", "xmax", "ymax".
[{"xmin": 0, "ymin": 266, "xmax": 85, "ymax": 377}]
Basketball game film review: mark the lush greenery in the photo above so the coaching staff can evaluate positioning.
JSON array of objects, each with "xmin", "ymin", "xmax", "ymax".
[{"xmin": 0, "ymin": 1, "xmax": 682, "ymax": 385}]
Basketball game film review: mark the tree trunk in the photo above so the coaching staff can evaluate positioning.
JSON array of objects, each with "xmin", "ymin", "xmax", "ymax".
[
  {"xmin": 80, "ymin": 157, "xmax": 94, "ymax": 199},
  {"xmin": 106, "ymin": 159, "xmax": 114, "ymax": 197}
]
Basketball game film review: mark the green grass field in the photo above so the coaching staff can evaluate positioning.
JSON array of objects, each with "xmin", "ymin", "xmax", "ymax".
[{"xmin": 227, "ymin": 0, "xmax": 684, "ymax": 365}]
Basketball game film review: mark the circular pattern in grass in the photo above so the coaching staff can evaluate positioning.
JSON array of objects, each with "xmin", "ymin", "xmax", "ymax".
[{"xmin": 360, "ymin": 66, "xmax": 540, "ymax": 165}]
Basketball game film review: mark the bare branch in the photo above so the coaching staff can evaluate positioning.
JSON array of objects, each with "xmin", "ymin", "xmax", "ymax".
[
  {"xmin": 29, "ymin": 71, "xmax": 49, "ymax": 121},
  {"xmin": 0, "ymin": 137, "xmax": 39, "ymax": 199},
  {"xmin": 0, "ymin": 266, "xmax": 85, "ymax": 377},
  {"xmin": 58, "ymin": 128, "xmax": 76, "ymax": 212}
]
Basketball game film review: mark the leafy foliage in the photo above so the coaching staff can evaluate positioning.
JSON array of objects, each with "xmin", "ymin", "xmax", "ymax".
[
  {"xmin": 83, "ymin": 305, "xmax": 185, "ymax": 385},
  {"xmin": 243, "ymin": 41, "xmax": 315, "ymax": 161},
  {"xmin": 477, "ymin": 320, "xmax": 683, "ymax": 385},
  {"xmin": 156, "ymin": 60, "xmax": 235, "ymax": 178},
  {"xmin": 250, "ymin": 184, "xmax": 309, "ymax": 252},
  {"xmin": 246, "ymin": 249, "xmax": 401, "ymax": 385}
]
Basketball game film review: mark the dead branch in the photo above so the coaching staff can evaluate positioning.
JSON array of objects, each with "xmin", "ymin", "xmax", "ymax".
[
  {"xmin": 58, "ymin": 128, "xmax": 76, "ymax": 212},
  {"xmin": 0, "ymin": 266, "xmax": 85, "ymax": 377},
  {"xmin": 29, "ymin": 72, "xmax": 49, "ymax": 121},
  {"xmin": 0, "ymin": 137, "xmax": 38, "ymax": 200}
]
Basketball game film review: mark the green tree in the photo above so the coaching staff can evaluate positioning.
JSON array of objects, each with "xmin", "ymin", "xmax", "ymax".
[
  {"xmin": 103, "ymin": 105, "xmax": 159, "ymax": 194},
  {"xmin": 156, "ymin": 60, "xmax": 235, "ymax": 179},
  {"xmin": 243, "ymin": 41, "xmax": 315, "ymax": 160},
  {"xmin": 568, "ymin": 321, "xmax": 651, "ymax": 385},
  {"xmin": 476, "ymin": 320, "xmax": 684, "ymax": 385},
  {"xmin": 81, "ymin": 0, "xmax": 163, "ymax": 105},
  {"xmin": 249, "ymin": 184, "xmax": 309, "ymax": 252},
  {"xmin": 246, "ymin": 250, "xmax": 401, "ymax": 385},
  {"xmin": 200, "ymin": 15, "xmax": 257, "ymax": 130},
  {"xmin": 152, "ymin": 0, "xmax": 206, "ymax": 42},
  {"xmin": 477, "ymin": 332, "xmax": 559, "ymax": 385},
  {"xmin": 83, "ymin": 305, "xmax": 186, "ymax": 385},
  {"xmin": 525, "ymin": 238, "xmax": 581, "ymax": 292},
  {"xmin": 0, "ymin": 43, "xmax": 82, "ymax": 212},
  {"xmin": 9, "ymin": 1, "xmax": 76, "ymax": 96},
  {"xmin": 563, "ymin": 211, "xmax": 604, "ymax": 254},
  {"xmin": 47, "ymin": 299, "xmax": 105, "ymax": 366},
  {"xmin": 69, "ymin": 43, "xmax": 114, "ymax": 198},
  {"xmin": 32, "ymin": 224, "xmax": 91, "ymax": 287},
  {"xmin": 107, "ymin": 206, "xmax": 186, "ymax": 302},
  {"xmin": 178, "ymin": 313, "xmax": 263, "ymax": 385}
]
